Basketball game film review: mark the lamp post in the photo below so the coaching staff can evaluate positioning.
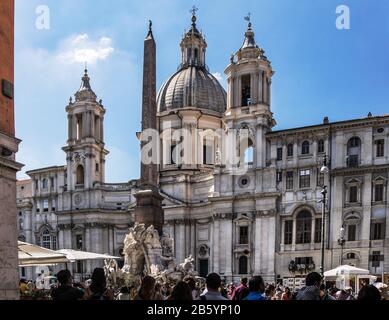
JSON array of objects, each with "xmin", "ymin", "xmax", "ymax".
[
  {"xmin": 338, "ymin": 225, "xmax": 346, "ymax": 265},
  {"xmin": 320, "ymin": 155, "xmax": 329, "ymax": 277}
]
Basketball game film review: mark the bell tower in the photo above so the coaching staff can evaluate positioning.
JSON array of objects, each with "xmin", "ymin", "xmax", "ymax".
[
  {"xmin": 62, "ymin": 69, "xmax": 109, "ymax": 191},
  {"xmin": 224, "ymin": 19, "xmax": 276, "ymax": 170}
]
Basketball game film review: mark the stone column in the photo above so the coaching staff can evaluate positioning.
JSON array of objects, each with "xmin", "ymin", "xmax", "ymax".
[
  {"xmin": 100, "ymin": 117, "xmax": 104, "ymax": 143},
  {"xmin": 68, "ymin": 115, "xmax": 73, "ymax": 141},
  {"xmin": 213, "ymin": 218, "xmax": 220, "ymax": 273},
  {"xmin": 258, "ymin": 71, "xmax": 263, "ymax": 102},
  {"xmin": 91, "ymin": 113, "xmax": 95, "ymax": 139},
  {"xmin": 254, "ymin": 214, "xmax": 262, "ymax": 273},
  {"xmin": 224, "ymin": 218, "xmax": 233, "ymax": 277}
]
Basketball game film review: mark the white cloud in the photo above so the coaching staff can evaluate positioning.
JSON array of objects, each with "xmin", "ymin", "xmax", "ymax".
[
  {"xmin": 212, "ymin": 72, "xmax": 223, "ymax": 82},
  {"xmin": 57, "ymin": 34, "xmax": 114, "ymax": 65}
]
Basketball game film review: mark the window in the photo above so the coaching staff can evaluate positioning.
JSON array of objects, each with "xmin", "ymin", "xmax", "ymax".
[
  {"xmin": 76, "ymin": 114, "xmax": 83, "ymax": 140},
  {"xmin": 239, "ymin": 226, "xmax": 249, "ymax": 244},
  {"xmin": 376, "ymin": 140, "xmax": 384, "ymax": 157},
  {"xmin": 317, "ymin": 169, "xmax": 324, "ymax": 187},
  {"xmin": 314, "ymin": 218, "xmax": 322, "ymax": 243},
  {"xmin": 76, "ymin": 165, "xmax": 85, "ymax": 185},
  {"xmin": 35, "ymin": 180, "xmax": 39, "ymax": 190},
  {"xmin": 96, "ymin": 163, "xmax": 99, "ymax": 172},
  {"xmin": 347, "ymin": 224, "xmax": 356, "ymax": 241},
  {"xmin": 301, "ymin": 141, "xmax": 310, "ymax": 155},
  {"xmin": 170, "ymin": 144, "xmax": 177, "ymax": 164},
  {"xmin": 42, "ymin": 179, "xmax": 48, "ymax": 189},
  {"xmin": 349, "ymin": 186, "xmax": 358, "ymax": 203},
  {"xmin": 371, "ymin": 222, "xmax": 384, "ymax": 240},
  {"xmin": 241, "ymin": 74, "xmax": 251, "ymax": 106},
  {"xmin": 244, "ymin": 142, "xmax": 254, "ymax": 166},
  {"xmin": 51, "ymin": 236, "xmax": 57, "ymax": 250},
  {"xmin": 347, "ymin": 137, "xmax": 361, "ymax": 167},
  {"xmin": 346, "ymin": 253, "xmax": 356, "ymax": 259},
  {"xmin": 277, "ymin": 148, "xmax": 283, "ymax": 161},
  {"xmin": 371, "ymin": 251, "xmax": 382, "ymax": 268},
  {"xmin": 284, "ymin": 220, "xmax": 293, "ymax": 245},
  {"xmin": 50, "ymin": 177, "xmax": 54, "ymax": 189},
  {"xmin": 42, "ymin": 229, "xmax": 51, "ymax": 249},
  {"xmin": 76, "ymin": 234, "xmax": 83, "ymax": 250},
  {"xmin": 238, "ymin": 256, "xmax": 248, "ymax": 274},
  {"xmin": 318, "ymin": 140, "xmax": 325, "ymax": 153},
  {"xmin": 286, "ymin": 172, "xmax": 294, "ymax": 190},
  {"xmin": 203, "ymin": 144, "xmax": 214, "ymax": 165},
  {"xmin": 43, "ymin": 199, "xmax": 49, "ymax": 212},
  {"xmin": 299, "ymin": 169, "xmax": 311, "ymax": 188},
  {"xmin": 374, "ymin": 184, "xmax": 384, "ymax": 202},
  {"xmin": 276, "ymin": 171, "xmax": 282, "ymax": 183},
  {"xmin": 296, "ymin": 211, "xmax": 312, "ymax": 244},
  {"xmin": 287, "ymin": 144, "xmax": 293, "ymax": 157}
]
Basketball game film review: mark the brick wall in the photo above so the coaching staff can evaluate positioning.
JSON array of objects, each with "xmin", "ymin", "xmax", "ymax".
[{"xmin": 0, "ymin": 0, "xmax": 15, "ymax": 136}]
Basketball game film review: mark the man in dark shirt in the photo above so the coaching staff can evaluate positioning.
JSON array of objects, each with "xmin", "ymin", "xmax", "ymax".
[{"xmin": 51, "ymin": 270, "xmax": 85, "ymax": 301}]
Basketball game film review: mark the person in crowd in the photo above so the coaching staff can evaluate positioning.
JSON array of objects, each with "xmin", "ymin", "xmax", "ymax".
[
  {"xmin": 357, "ymin": 284, "xmax": 382, "ymax": 301},
  {"xmin": 264, "ymin": 284, "xmax": 275, "ymax": 300},
  {"xmin": 136, "ymin": 276, "xmax": 159, "ymax": 300},
  {"xmin": 184, "ymin": 276, "xmax": 199, "ymax": 300},
  {"xmin": 27, "ymin": 280, "xmax": 35, "ymax": 294},
  {"xmin": 167, "ymin": 281, "xmax": 193, "ymax": 300},
  {"xmin": 199, "ymin": 273, "xmax": 228, "ymax": 300},
  {"xmin": 153, "ymin": 282, "xmax": 165, "ymax": 300},
  {"xmin": 319, "ymin": 284, "xmax": 335, "ymax": 300},
  {"xmin": 116, "ymin": 286, "xmax": 130, "ymax": 300},
  {"xmin": 227, "ymin": 283, "xmax": 235, "ymax": 300},
  {"xmin": 220, "ymin": 282, "xmax": 228, "ymax": 299},
  {"xmin": 231, "ymin": 277, "xmax": 248, "ymax": 300},
  {"xmin": 19, "ymin": 279, "xmax": 29, "ymax": 295},
  {"xmin": 272, "ymin": 287, "xmax": 283, "ymax": 300},
  {"xmin": 281, "ymin": 287, "xmax": 292, "ymax": 300},
  {"xmin": 50, "ymin": 270, "xmax": 85, "ymax": 301},
  {"xmin": 85, "ymin": 268, "xmax": 114, "ymax": 300},
  {"xmin": 296, "ymin": 272, "xmax": 322, "ymax": 300},
  {"xmin": 243, "ymin": 276, "xmax": 267, "ymax": 301}
]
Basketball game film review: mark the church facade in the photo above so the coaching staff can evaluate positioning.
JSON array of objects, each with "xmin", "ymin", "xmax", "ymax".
[{"xmin": 17, "ymin": 14, "xmax": 389, "ymax": 286}]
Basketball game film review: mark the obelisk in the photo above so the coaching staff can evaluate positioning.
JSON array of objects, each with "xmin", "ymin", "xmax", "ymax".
[{"xmin": 134, "ymin": 21, "xmax": 164, "ymax": 234}]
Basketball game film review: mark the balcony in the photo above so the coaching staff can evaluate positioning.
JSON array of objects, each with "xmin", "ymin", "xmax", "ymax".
[
  {"xmin": 347, "ymin": 155, "xmax": 359, "ymax": 168},
  {"xmin": 100, "ymin": 183, "xmax": 132, "ymax": 191}
]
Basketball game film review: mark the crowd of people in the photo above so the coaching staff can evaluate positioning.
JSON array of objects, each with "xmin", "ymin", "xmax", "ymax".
[{"xmin": 20, "ymin": 269, "xmax": 387, "ymax": 301}]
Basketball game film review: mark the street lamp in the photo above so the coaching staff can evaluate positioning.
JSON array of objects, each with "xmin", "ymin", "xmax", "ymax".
[
  {"xmin": 338, "ymin": 225, "xmax": 346, "ymax": 265},
  {"xmin": 320, "ymin": 155, "xmax": 329, "ymax": 277}
]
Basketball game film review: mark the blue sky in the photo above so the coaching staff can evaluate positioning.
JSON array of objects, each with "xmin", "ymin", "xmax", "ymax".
[{"xmin": 15, "ymin": 0, "xmax": 389, "ymax": 182}]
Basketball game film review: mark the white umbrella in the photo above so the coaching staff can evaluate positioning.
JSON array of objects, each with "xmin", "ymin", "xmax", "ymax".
[
  {"xmin": 324, "ymin": 265, "xmax": 369, "ymax": 277},
  {"xmin": 57, "ymin": 249, "xmax": 120, "ymax": 262},
  {"xmin": 18, "ymin": 241, "xmax": 69, "ymax": 266}
]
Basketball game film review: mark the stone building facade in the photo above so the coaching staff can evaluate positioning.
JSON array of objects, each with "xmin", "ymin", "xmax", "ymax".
[{"xmin": 17, "ymin": 14, "xmax": 389, "ymax": 285}]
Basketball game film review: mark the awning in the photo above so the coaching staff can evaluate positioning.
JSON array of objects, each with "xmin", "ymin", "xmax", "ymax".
[
  {"xmin": 18, "ymin": 241, "xmax": 69, "ymax": 266},
  {"xmin": 324, "ymin": 265, "xmax": 369, "ymax": 277},
  {"xmin": 56, "ymin": 249, "xmax": 120, "ymax": 262}
]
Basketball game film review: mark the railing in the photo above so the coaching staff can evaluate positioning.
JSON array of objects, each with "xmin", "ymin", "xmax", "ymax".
[{"xmin": 100, "ymin": 183, "xmax": 132, "ymax": 191}]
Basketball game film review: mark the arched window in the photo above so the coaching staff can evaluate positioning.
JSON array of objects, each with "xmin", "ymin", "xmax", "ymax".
[
  {"xmin": 76, "ymin": 165, "xmax": 85, "ymax": 185},
  {"xmin": 243, "ymin": 138, "xmax": 254, "ymax": 167},
  {"xmin": 318, "ymin": 140, "xmax": 325, "ymax": 153},
  {"xmin": 296, "ymin": 210, "xmax": 312, "ymax": 244},
  {"xmin": 287, "ymin": 143, "xmax": 294, "ymax": 157},
  {"xmin": 42, "ymin": 229, "xmax": 51, "ymax": 249},
  {"xmin": 347, "ymin": 137, "xmax": 361, "ymax": 167},
  {"xmin": 238, "ymin": 256, "xmax": 248, "ymax": 275},
  {"xmin": 301, "ymin": 141, "xmax": 310, "ymax": 155},
  {"xmin": 42, "ymin": 179, "xmax": 48, "ymax": 189}
]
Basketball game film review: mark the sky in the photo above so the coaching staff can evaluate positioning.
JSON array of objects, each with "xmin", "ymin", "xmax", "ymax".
[{"xmin": 14, "ymin": 0, "xmax": 389, "ymax": 182}]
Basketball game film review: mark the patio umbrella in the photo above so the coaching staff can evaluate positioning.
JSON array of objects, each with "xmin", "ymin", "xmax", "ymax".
[
  {"xmin": 56, "ymin": 249, "xmax": 120, "ymax": 262},
  {"xmin": 18, "ymin": 241, "xmax": 69, "ymax": 266},
  {"xmin": 324, "ymin": 265, "xmax": 369, "ymax": 277}
]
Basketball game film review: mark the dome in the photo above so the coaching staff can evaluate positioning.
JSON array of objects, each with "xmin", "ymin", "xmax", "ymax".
[{"xmin": 157, "ymin": 66, "xmax": 226, "ymax": 114}]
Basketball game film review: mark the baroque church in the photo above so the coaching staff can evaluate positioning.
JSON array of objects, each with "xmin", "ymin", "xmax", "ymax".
[{"xmin": 17, "ymin": 13, "xmax": 389, "ymax": 287}]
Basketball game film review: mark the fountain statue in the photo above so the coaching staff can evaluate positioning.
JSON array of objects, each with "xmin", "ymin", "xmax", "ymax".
[{"xmin": 104, "ymin": 223, "xmax": 199, "ymax": 289}]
